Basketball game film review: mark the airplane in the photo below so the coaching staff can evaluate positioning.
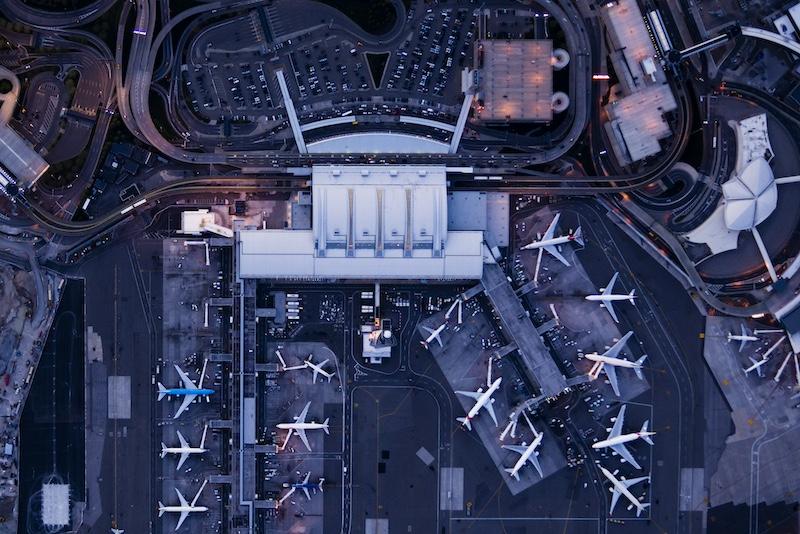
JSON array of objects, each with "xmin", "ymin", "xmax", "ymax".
[
  {"xmin": 158, "ymin": 480, "xmax": 208, "ymax": 531},
  {"xmin": 744, "ymin": 356, "xmax": 769, "ymax": 377},
  {"xmin": 592, "ymin": 405, "xmax": 654, "ymax": 470},
  {"xmin": 456, "ymin": 358, "xmax": 502, "ymax": 430},
  {"xmin": 161, "ymin": 425, "xmax": 209, "ymax": 470},
  {"xmin": 280, "ymin": 472, "xmax": 325, "ymax": 504},
  {"xmin": 420, "ymin": 323, "xmax": 446, "ymax": 348},
  {"xmin": 157, "ymin": 360, "xmax": 215, "ymax": 419},
  {"xmin": 728, "ymin": 324, "xmax": 758, "ymax": 352},
  {"xmin": 276, "ymin": 401, "xmax": 330, "ymax": 451},
  {"xmin": 303, "ymin": 354, "xmax": 335, "ymax": 383},
  {"xmin": 111, "ymin": 529, "xmax": 124, "ymax": 534},
  {"xmin": 600, "ymin": 466, "xmax": 649, "ymax": 517},
  {"xmin": 585, "ymin": 331, "xmax": 647, "ymax": 397},
  {"xmin": 585, "ymin": 272, "xmax": 636, "ymax": 323},
  {"xmin": 502, "ymin": 425, "xmax": 544, "ymax": 480},
  {"xmin": 520, "ymin": 212, "xmax": 584, "ymax": 266}
]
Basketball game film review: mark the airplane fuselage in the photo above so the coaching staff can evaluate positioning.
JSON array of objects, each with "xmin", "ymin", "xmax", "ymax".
[
  {"xmin": 585, "ymin": 354, "xmax": 639, "ymax": 369},
  {"xmin": 508, "ymin": 435, "xmax": 542, "ymax": 478},
  {"xmin": 162, "ymin": 388, "xmax": 215, "ymax": 396},
  {"xmin": 585, "ymin": 294, "xmax": 635, "ymax": 302},
  {"xmin": 593, "ymin": 432, "xmax": 655, "ymax": 449},
  {"xmin": 159, "ymin": 505, "xmax": 208, "ymax": 514},
  {"xmin": 162, "ymin": 446, "xmax": 207, "ymax": 455},
  {"xmin": 464, "ymin": 378, "xmax": 502, "ymax": 422},
  {"xmin": 277, "ymin": 422, "xmax": 326, "ymax": 431},
  {"xmin": 601, "ymin": 467, "xmax": 647, "ymax": 513},
  {"xmin": 521, "ymin": 234, "xmax": 576, "ymax": 251}
]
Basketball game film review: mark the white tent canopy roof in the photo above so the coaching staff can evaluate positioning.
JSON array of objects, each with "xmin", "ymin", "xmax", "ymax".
[{"xmin": 722, "ymin": 157, "xmax": 777, "ymax": 231}]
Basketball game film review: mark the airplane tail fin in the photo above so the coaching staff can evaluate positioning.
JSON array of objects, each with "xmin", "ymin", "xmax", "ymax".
[
  {"xmin": 504, "ymin": 468, "xmax": 520, "ymax": 481},
  {"xmin": 628, "ymin": 289, "xmax": 636, "ymax": 302},
  {"xmin": 319, "ymin": 478, "xmax": 325, "ymax": 493},
  {"xmin": 641, "ymin": 421, "xmax": 654, "ymax": 445},
  {"xmin": 157, "ymin": 503, "xmax": 165, "ymax": 517},
  {"xmin": 636, "ymin": 503, "xmax": 650, "ymax": 517},
  {"xmin": 457, "ymin": 417, "xmax": 472, "ymax": 430},
  {"xmin": 322, "ymin": 418, "xmax": 330, "ymax": 435},
  {"xmin": 157, "ymin": 382, "xmax": 167, "ymax": 401},
  {"xmin": 573, "ymin": 226, "xmax": 584, "ymax": 246},
  {"xmin": 634, "ymin": 355, "xmax": 647, "ymax": 380},
  {"xmin": 160, "ymin": 443, "xmax": 167, "ymax": 458}
]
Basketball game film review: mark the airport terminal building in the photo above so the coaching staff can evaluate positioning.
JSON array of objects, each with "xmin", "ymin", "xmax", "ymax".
[{"xmin": 237, "ymin": 166, "xmax": 486, "ymax": 280}]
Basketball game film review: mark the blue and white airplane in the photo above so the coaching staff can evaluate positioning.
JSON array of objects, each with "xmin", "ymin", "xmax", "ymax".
[
  {"xmin": 158, "ymin": 360, "xmax": 214, "ymax": 419},
  {"xmin": 279, "ymin": 472, "xmax": 325, "ymax": 505}
]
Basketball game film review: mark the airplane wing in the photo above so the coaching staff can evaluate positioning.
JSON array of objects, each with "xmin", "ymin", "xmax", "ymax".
[
  {"xmin": 611, "ymin": 443, "xmax": 641, "ymax": 470},
  {"xmin": 739, "ymin": 324, "xmax": 748, "ymax": 352},
  {"xmin": 302, "ymin": 487, "xmax": 311, "ymax": 500},
  {"xmin": 455, "ymin": 390, "xmax": 482, "ymax": 400},
  {"xmin": 174, "ymin": 365, "xmax": 199, "ymax": 390},
  {"xmin": 483, "ymin": 399, "xmax": 498, "ymax": 426},
  {"xmin": 296, "ymin": 428, "xmax": 311, "ymax": 451},
  {"xmin": 609, "ymin": 405, "xmax": 626, "ymax": 438},
  {"xmin": 177, "ymin": 452, "xmax": 190, "ymax": 471},
  {"xmin": 295, "ymin": 402, "xmax": 311, "ymax": 423},
  {"xmin": 609, "ymin": 486, "xmax": 623, "ymax": 515},
  {"xmin": 604, "ymin": 365, "xmax": 621, "ymax": 397},
  {"xmin": 175, "ymin": 511, "xmax": 190, "ymax": 531},
  {"xmin": 311, "ymin": 367, "xmax": 320, "ymax": 384},
  {"xmin": 605, "ymin": 301, "xmax": 619, "ymax": 323},
  {"xmin": 543, "ymin": 245, "xmax": 570, "ymax": 266},
  {"xmin": 175, "ymin": 487, "xmax": 189, "ymax": 507},
  {"xmin": 604, "ymin": 331, "xmax": 633, "ymax": 359},
  {"xmin": 527, "ymin": 452, "xmax": 543, "ymax": 477},
  {"xmin": 542, "ymin": 213, "xmax": 561, "ymax": 240},
  {"xmin": 173, "ymin": 394, "xmax": 197, "ymax": 419},
  {"xmin": 503, "ymin": 444, "xmax": 528, "ymax": 455},
  {"xmin": 603, "ymin": 272, "xmax": 619, "ymax": 296},
  {"xmin": 177, "ymin": 431, "xmax": 189, "ymax": 449}
]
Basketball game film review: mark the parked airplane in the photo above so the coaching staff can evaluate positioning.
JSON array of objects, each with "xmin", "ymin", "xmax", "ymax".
[
  {"xmin": 728, "ymin": 324, "xmax": 758, "ymax": 352},
  {"xmin": 421, "ymin": 323, "xmax": 446, "ymax": 348},
  {"xmin": 592, "ymin": 405, "xmax": 654, "ymax": 470},
  {"xmin": 161, "ymin": 425, "xmax": 209, "ymax": 470},
  {"xmin": 157, "ymin": 360, "xmax": 214, "ymax": 419},
  {"xmin": 585, "ymin": 332, "xmax": 647, "ymax": 397},
  {"xmin": 502, "ymin": 426, "xmax": 544, "ymax": 480},
  {"xmin": 279, "ymin": 472, "xmax": 325, "ymax": 504},
  {"xmin": 585, "ymin": 272, "xmax": 636, "ymax": 323},
  {"xmin": 520, "ymin": 212, "xmax": 583, "ymax": 266},
  {"xmin": 456, "ymin": 358, "xmax": 502, "ymax": 430},
  {"xmin": 158, "ymin": 480, "xmax": 208, "ymax": 531},
  {"xmin": 303, "ymin": 354, "xmax": 335, "ymax": 383},
  {"xmin": 744, "ymin": 356, "xmax": 769, "ymax": 377},
  {"xmin": 111, "ymin": 529, "xmax": 124, "ymax": 534},
  {"xmin": 276, "ymin": 401, "xmax": 330, "ymax": 451},
  {"xmin": 600, "ymin": 466, "xmax": 649, "ymax": 517}
]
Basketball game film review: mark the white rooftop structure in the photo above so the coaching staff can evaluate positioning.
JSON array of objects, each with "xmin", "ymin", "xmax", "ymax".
[
  {"xmin": 41, "ymin": 483, "xmax": 70, "ymax": 528},
  {"xmin": 306, "ymin": 132, "xmax": 449, "ymax": 154},
  {"xmin": 237, "ymin": 166, "xmax": 485, "ymax": 280},
  {"xmin": 722, "ymin": 158, "xmax": 777, "ymax": 231},
  {"xmin": 0, "ymin": 126, "xmax": 49, "ymax": 189},
  {"xmin": 180, "ymin": 208, "xmax": 234, "ymax": 237}
]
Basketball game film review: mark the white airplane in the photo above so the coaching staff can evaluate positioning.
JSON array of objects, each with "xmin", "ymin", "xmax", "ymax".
[
  {"xmin": 276, "ymin": 401, "xmax": 330, "ymax": 451},
  {"xmin": 303, "ymin": 354, "xmax": 335, "ymax": 383},
  {"xmin": 585, "ymin": 272, "xmax": 636, "ymax": 323},
  {"xmin": 592, "ymin": 405, "xmax": 654, "ymax": 470},
  {"xmin": 600, "ymin": 466, "xmax": 649, "ymax": 517},
  {"xmin": 728, "ymin": 324, "xmax": 759, "ymax": 352},
  {"xmin": 420, "ymin": 323, "xmax": 446, "ymax": 348},
  {"xmin": 744, "ymin": 356, "xmax": 769, "ymax": 377},
  {"xmin": 456, "ymin": 358, "xmax": 502, "ymax": 430},
  {"xmin": 585, "ymin": 331, "xmax": 647, "ymax": 397},
  {"xmin": 502, "ymin": 426, "xmax": 544, "ymax": 480},
  {"xmin": 161, "ymin": 425, "xmax": 209, "ymax": 471},
  {"xmin": 111, "ymin": 529, "xmax": 124, "ymax": 534},
  {"xmin": 158, "ymin": 480, "xmax": 208, "ymax": 531},
  {"xmin": 520, "ymin": 212, "xmax": 583, "ymax": 266},
  {"xmin": 157, "ymin": 360, "xmax": 214, "ymax": 419}
]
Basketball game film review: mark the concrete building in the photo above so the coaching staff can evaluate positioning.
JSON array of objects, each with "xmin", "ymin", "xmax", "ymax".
[
  {"xmin": 237, "ymin": 166, "xmax": 485, "ymax": 280},
  {"xmin": 473, "ymin": 40, "xmax": 561, "ymax": 122},
  {"xmin": 601, "ymin": 0, "xmax": 678, "ymax": 165}
]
